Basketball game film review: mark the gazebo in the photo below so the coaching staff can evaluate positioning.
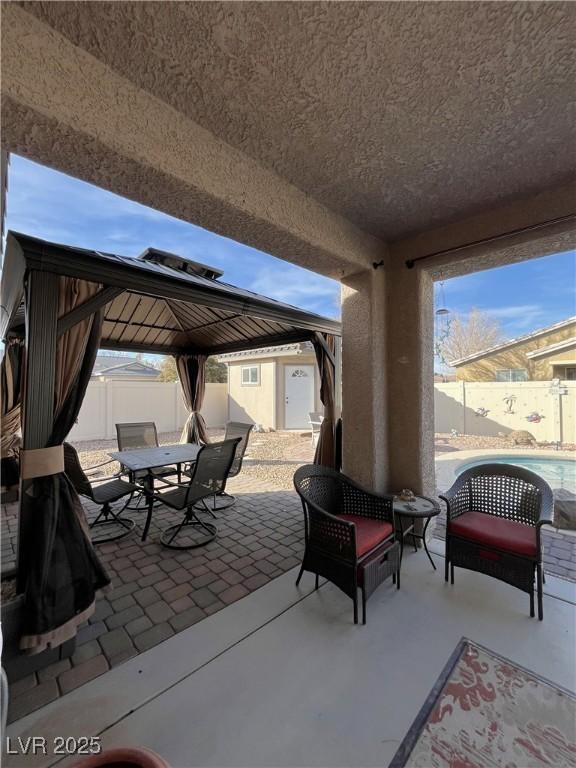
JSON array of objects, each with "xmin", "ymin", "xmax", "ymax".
[{"xmin": 0, "ymin": 231, "xmax": 340, "ymax": 663}]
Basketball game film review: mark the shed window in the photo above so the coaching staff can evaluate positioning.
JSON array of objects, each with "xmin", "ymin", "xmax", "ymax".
[
  {"xmin": 495, "ymin": 368, "xmax": 528, "ymax": 382},
  {"xmin": 241, "ymin": 365, "xmax": 260, "ymax": 385}
]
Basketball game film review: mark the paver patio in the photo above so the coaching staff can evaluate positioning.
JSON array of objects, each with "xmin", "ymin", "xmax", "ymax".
[{"xmin": 3, "ymin": 474, "xmax": 304, "ymax": 723}]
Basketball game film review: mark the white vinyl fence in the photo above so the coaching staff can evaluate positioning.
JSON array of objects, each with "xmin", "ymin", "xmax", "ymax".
[
  {"xmin": 435, "ymin": 380, "xmax": 575, "ymax": 444},
  {"xmin": 68, "ymin": 381, "xmax": 227, "ymax": 442}
]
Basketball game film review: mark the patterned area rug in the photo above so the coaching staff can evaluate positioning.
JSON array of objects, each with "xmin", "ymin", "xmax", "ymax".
[{"xmin": 390, "ymin": 638, "xmax": 576, "ymax": 768}]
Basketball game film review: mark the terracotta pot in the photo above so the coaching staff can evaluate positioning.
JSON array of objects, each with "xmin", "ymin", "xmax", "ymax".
[{"xmin": 72, "ymin": 746, "xmax": 170, "ymax": 768}]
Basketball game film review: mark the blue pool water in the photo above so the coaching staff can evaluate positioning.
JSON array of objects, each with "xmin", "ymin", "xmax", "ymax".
[{"xmin": 458, "ymin": 456, "xmax": 576, "ymax": 492}]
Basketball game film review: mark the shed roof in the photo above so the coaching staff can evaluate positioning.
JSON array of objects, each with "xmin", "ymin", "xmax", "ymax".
[
  {"xmin": 1, "ymin": 232, "xmax": 340, "ymax": 356},
  {"xmin": 218, "ymin": 341, "xmax": 314, "ymax": 362}
]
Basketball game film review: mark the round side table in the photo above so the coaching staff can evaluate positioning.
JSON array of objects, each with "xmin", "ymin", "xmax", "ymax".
[{"xmin": 393, "ymin": 496, "xmax": 441, "ymax": 570}]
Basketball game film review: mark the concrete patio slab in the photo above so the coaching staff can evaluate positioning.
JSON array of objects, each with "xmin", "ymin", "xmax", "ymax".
[
  {"xmin": 4, "ymin": 568, "xmax": 320, "ymax": 768},
  {"xmin": 7, "ymin": 550, "xmax": 575, "ymax": 768}
]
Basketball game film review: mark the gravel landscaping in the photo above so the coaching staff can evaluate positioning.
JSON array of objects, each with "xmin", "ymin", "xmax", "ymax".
[
  {"xmin": 71, "ymin": 430, "xmax": 575, "ymax": 494},
  {"xmin": 73, "ymin": 429, "xmax": 315, "ymax": 491},
  {"xmin": 435, "ymin": 433, "xmax": 575, "ymax": 453}
]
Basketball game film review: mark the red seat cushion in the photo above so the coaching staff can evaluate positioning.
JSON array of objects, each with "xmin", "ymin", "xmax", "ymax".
[
  {"xmin": 338, "ymin": 515, "xmax": 394, "ymax": 557},
  {"xmin": 450, "ymin": 511, "xmax": 537, "ymax": 557}
]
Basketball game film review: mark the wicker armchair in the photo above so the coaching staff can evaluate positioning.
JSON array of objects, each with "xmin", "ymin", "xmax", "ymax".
[
  {"xmin": 294, "ymin": 464, "xmax": 397, "ymax": 624},
  {"xmin": 440, "ymin": 463, "xmax": 553, "ymax": 620}
]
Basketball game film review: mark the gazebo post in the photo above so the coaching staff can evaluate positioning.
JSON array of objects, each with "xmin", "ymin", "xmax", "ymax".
[
  {"xmin": 334, "ymin": 336, "xmax": 342, "ymax": 418},
  {"xmin": 17, "ymin": 270, "xmax": 59, "ymax": 593}
]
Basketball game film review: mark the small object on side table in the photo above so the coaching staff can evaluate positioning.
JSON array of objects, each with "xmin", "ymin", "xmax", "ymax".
[{"xmin": 394, "ymin": 495, "xmax": 441, "ymax": 570}]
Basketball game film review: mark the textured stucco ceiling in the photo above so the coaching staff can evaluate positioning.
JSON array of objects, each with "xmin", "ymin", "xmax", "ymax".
[{"xmin": 16, "ymin": 1, "xmax": 576, "ymax": 240}]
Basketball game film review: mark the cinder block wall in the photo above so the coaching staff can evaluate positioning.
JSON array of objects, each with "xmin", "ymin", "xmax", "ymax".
[{"xmin": 435, "ymin": 381, "xmax": 575, "ymax": 443}]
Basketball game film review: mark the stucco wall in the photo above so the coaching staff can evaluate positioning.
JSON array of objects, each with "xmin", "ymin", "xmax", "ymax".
[
  {"xmin": 67, "ymin": 381, "xmax": 227, "ymax": 441},
  {"xmin": 435, "ymin": 380, "xmax": 575, "ymax": 444},
  {"xmin": 227, "ymin": 360, "xmax": 276, "ymax": 428},
  {"xmin": 456, "ymin": 326, "xmax": 576, "ymax": 381},
  {"xmin": 544, "ymin": 348, "xmax": 576, "ymax": 379},
  {"xmin": 227, "ymin": 354, "xmax": 320, "ymax": 430},
  {"xmin": 546, "ymin": 348, "xmax": 576, "ymax": 364}
]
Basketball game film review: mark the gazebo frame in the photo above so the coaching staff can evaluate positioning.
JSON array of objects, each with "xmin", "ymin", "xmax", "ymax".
[{"xmin": 1, "ymin": 231, "xmax": 340, "ymax": 669}]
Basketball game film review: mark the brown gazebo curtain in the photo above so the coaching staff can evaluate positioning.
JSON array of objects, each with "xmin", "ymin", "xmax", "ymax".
[
  {"xmin": 20, "ymin": 277, "xmax": 110, "ymax": 653},
  {"xmin": 312, "ymin": 332, "xmax": 337, "ymax": 468},
  {"xmin": 1, "ymin": 337, "xmax": 24, "ymax": 488},
  {"xmin": 176, "ymin": 353, "xmax": 210, "ymax": 444}
]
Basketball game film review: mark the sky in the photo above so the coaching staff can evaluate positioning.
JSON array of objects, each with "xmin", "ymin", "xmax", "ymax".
[
  {"xmin": 4, "ymin": 155, "xmax": 575, "ymax": 343},
  {"xmin": 4, "ymin": 155, "xmax": 340, "ymax": 319},
  {"xmin": 437, "ymin": 251, "xmax": 575, "ymax": 339}
]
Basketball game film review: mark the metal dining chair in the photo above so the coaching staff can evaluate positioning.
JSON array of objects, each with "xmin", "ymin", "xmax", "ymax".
[
  {"xmin": 308, "ymin": 412, "xmax": 324, "ymax": 446},
  {"xmin": 64, "ymin": 443, "xmax": 138, "ymax": 543},
  {"xmin": 153, "ymin": 438, "xmax": 241, "ymax": 549},
  {"xmin": 209, "ymin": 422, "xmax": 253, "ymax": 511},
  {"xmin": 115, "ymin": 422, "xmax": 176, "ymax": 476},
  {"xmin": 115, "ymin": 422, "xmax": 176, "ymax": 508}
]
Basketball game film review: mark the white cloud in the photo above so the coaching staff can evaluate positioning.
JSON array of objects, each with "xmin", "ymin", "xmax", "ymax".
[
  {"xmin": 446, "ymin": 304, "xmax": 554, "ymax": 338},
  {"xmin": 251, "ymin": 267, "xmax": 340, "ymax": 317},
  {"xmin": 484, "ymin": 306, "xmax": 553, "ymax": 335},
  {"xmin": 485, "ymin": 305, "xmax": 546, "ymax": 322}
]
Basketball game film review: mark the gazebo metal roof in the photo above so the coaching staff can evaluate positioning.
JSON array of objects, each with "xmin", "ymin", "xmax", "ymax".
[{"xmin": 1, "ymin": 232, "xmax": 341, "ymax": 355}]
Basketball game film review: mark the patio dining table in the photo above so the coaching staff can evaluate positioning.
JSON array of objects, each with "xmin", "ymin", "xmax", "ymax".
[{"xmin": 109, "ymin": 443, "xmax": 202, "ymax": 541}]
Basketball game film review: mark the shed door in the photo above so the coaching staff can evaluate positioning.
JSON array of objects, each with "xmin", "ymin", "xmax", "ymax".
[{"xmin": 284, "ymin": 365, "xmax": 315, "ymax": 429}]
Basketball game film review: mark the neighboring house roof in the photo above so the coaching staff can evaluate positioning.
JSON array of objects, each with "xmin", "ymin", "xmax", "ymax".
[
  {"xmin": 525, "ymin": 337, "xmax": 576, "ymax": 359},
  {"xmin": 449, "ymin": 316, "xmax": 576, "ymax": 367},
  {"xmin": 218, "ymin": 341, "xmax": 314, "ymax": 362},
  {"xmin": 93, "ymin": 355, "xmax": 135, "ymax": 373},
  {"xmin": 92, "ymin": 355, "xmax": 160, "ymax": 378}
]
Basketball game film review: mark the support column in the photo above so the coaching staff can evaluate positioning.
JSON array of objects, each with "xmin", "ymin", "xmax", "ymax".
[
  {"xmin": 341, "ymin": 266, "xmax": 389, "ymax": 491},
  {"xmin": 341, "ymin": 261, "xmax": 434, "ymax": 497},
  {"xmin": 385, "ymin": 263, "xmax": 435, "ymax": 495}
]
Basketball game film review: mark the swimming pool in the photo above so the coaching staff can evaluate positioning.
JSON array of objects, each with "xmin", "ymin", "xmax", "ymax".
[{"xmin": 457, "ymin": 456, "xmax": 576, "ymax": 492}]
